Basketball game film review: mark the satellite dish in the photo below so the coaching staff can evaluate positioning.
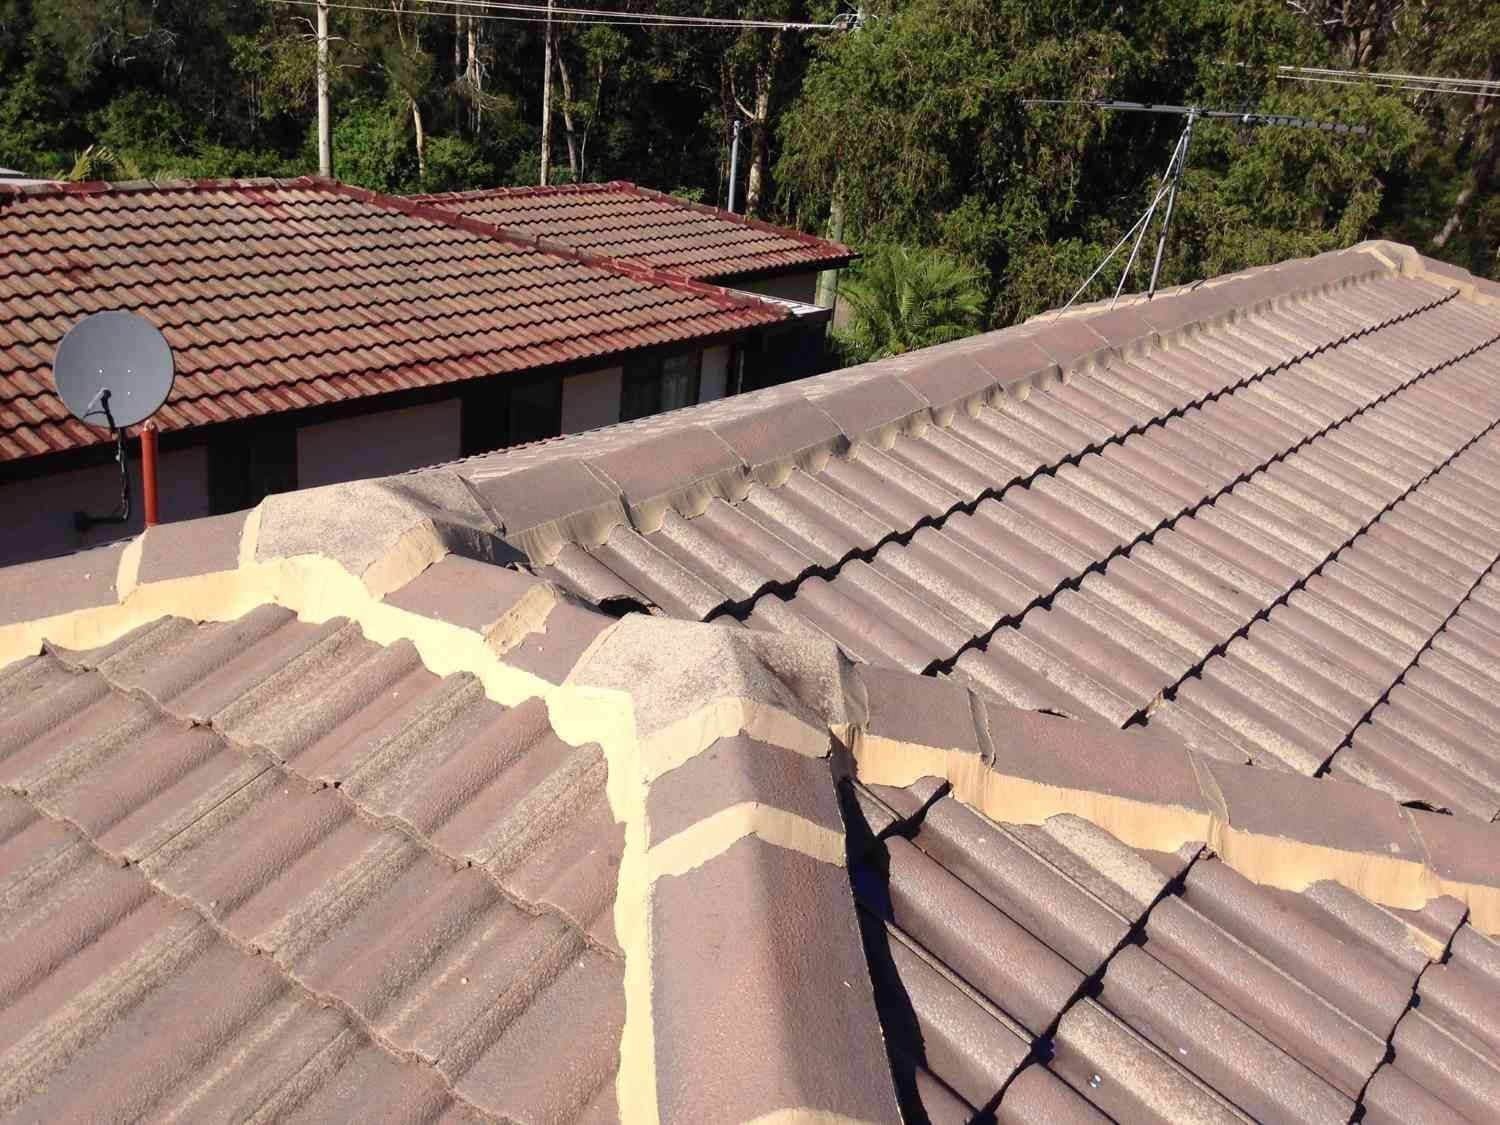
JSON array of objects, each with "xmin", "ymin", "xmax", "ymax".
[
  {"xmin": 53, "ymin": 310, "xmax": 175, "ymax": 431},
  {"xmin": 52, "ymin": 311, "xmax": 176, "ymax": 531}
]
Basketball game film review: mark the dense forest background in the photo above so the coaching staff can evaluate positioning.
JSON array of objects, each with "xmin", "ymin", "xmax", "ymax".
[{"xmin": 1, "ymin": 0, "xmax": 1496, "ymax": 325}]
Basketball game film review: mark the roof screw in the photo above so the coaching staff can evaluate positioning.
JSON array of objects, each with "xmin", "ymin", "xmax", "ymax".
[{"xmin": 1089, "ymin": 1074, "xmax": 1103, "ymax": 1089}]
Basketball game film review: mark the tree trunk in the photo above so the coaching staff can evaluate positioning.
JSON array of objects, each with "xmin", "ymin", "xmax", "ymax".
[
  {"xmin": 467, "ymin": 15, "xmax": 481, "ymax": 131},
  {"xmin": 316, "ymin": 0, "xmax": 331, "ymax": 176},
  {"xmin": 744, "ymin": 29, "xmax": 783, "ymax": 218},
  {"xmin": 555, "ymin": 45, "xmax": 579, "ymax": 182},
  {"xmin": 412, "ymin": 98, "xmax": 426, "ymax": 180},
  {"xmin": 1433, "ymin": 96, "xmax": 1497, "ymax": 251},
  {"xmin": 815, "ymin": 174, "xmax": 845, "ymax": 308},
  {"xmin": 539, "ymin": 0, "xmax": 554, "ymax": 185}
]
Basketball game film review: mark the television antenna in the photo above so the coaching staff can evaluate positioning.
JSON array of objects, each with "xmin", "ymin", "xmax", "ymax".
[
  {"xmin": 1024, "ymin": 99, "xmax": 1369, "ymax": 309},
  {"xmin": 52, "ymin": 310, "xmax": 175, "ymax": 531}
]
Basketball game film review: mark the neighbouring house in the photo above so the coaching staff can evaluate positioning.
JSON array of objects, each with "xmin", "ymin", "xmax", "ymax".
[
  {"xmin": 0, "ymin": 175, "xmax": 818, "ymax": 565},
  {"xmin": 409, "ymin": 181, "xmax": 855, "ymax": 389},
  {"xmin": 1, "ymin": 241, "xmax": 1500, "ymax": 1123}
]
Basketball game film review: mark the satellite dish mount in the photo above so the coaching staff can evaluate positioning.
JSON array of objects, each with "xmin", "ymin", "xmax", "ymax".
[{"xmin": 52, "ymin": 311, "xmax": 175, "ymax": 531}]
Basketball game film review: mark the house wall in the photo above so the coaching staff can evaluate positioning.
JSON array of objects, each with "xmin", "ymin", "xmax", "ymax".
[
  {"xmin": 0, "ymin": 343, "xmax": 749, "ymax": 568},
  {"xmin": 561, "ymin": 367, "xmax": 623, "ymax": 433},
  {"xmin": 0, "ymin": 444, "xmax": 209, "ymax": 567},
  {"xmin": 297, "ymin": 399, "xmax": 461, "ymax": 488},
  {"xmin": 737, "ymin": 271, "xmax": 821, "ymax": 306}
]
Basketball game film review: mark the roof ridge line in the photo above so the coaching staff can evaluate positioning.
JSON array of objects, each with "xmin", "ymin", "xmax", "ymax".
[
  {"xmin": 315, "ymin": 176, "xmax": 792, "ymax": 320},
  {"xmin": 847, "ymin": 673, "xmax": 1500, "ymax": 934},
  {"xmin": 611, "ymin": 179, "xmax": 854, "ymax": 255},
  {"xmin": 407, "ymin": 181, "xmax": 619, "ymax": 203},
  {"xmin": 457, "ymin": 244, "xmax": 1406, "ymax": 569}
]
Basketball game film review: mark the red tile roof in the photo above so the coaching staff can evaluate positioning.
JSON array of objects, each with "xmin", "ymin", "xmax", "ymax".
[
  {"xmin": 407, "ymin": 181, "xmax": 854, "ymax": 281},
  {"xmin": 0, "ymin": 176, "xmax": 787, "ymax": 462}
]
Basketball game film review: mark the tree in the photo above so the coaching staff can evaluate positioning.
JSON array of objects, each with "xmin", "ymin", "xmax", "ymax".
[
  {"xmin": 835, "ymin": 245, "xmax": 986, "ymax": 363},
  {"xmin": 778, "ymin": 0, "xmax": 1426, "ymax": 321}
]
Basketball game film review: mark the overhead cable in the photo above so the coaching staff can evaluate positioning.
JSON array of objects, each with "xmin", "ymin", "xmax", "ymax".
[
  {"xmin": 267, "ymin": 0, "xmax": 843, "ymax": 31},
  {"xmin": 1276, "ymin": 65, "xmax": 1498, "ymax": 99}
]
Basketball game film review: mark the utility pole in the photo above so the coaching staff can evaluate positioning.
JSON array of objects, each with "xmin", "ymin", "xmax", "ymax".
[
  {"xmin": 316, "ymin": 0, "xmax": 332, "ymax": 177},
  {"xmin": 727, "ymin": 120, "xmax": 742, "ymax": 213},
  {"xmin": 539, "ymin": 0, "xmax": 554, "ymax": 185}
]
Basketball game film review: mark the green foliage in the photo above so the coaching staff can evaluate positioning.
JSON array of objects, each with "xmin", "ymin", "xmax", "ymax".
[
  {"xmin": 420, "ymin": 134, "xmax": 492, "ymax": 193},
  {"xmin": 781, "ymin": 0, "xmax": 1494, "ymax": 322},
  {"xmin": 835, "ymin": 245, "xmax": 986, "ymax": 364},
  {"xmin": 329, "ymin": 95, "xmax": 417, "ymax": 194}
]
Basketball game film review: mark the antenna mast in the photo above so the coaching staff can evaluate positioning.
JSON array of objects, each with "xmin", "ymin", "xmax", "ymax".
[{"xmin": 1025, "ymin": 99, "xmax": 1368, "ymax": 308}]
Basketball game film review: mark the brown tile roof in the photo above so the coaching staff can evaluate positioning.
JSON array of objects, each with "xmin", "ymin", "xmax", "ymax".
[
  {"xmin": 3, "ymin": 241, "xmax": 1500, "ymax": 1122},
  {"xmin": 850, "ymin": 775, "xmax": 1500, "ymax": 1124},
  {"xmin": 0, "ymin": 600, "xmax": 625, "ymax": 1121},
  {"xmin": 407, "ymin": 182, "xmax": 854, "ymax": 282},
  {"xmin": 0, "ymin": 177, "xmax": 787, "ymax": 462},
  {"xmin": 458, "ymin": 241, "xmax": 1500, "ymax": 821}
]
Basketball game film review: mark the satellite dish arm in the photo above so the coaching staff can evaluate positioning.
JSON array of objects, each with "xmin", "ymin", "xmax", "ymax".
[{"xmin": 73, "ymin": 395, "xmax": 131, "ymax": 531}]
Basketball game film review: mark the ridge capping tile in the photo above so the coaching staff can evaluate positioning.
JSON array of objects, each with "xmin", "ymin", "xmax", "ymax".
[
  {"xmin": 965, "ymin": 332, "xmax": 1059, "ymax": 397},
  {"xmin": 643, "ymin": 731, "xmax": 844, "ymax": 848},
  {"xmin": 978, "ymin": 704, "xmax": 1211, "ymax": 847},
  {"xmin": 895, "ymin": 350, "xmax": 996, "ymax": 419},
  {"xmin": 468, "ymin": 458, "xmax": 628, "ymax": 564},
  {"xmin": 707, "ymin": 397, "xmax": 845, "ymax": 485},
  {"xmin": 135, "ymin": 510, "xmax": 250, "ymax": 586},
  {"xmin": 856, "ymin": 664, "xmax": 986, "ymax": 764},
  {"xmin": 649, "ymin": 833, "xmax": 900, "ymax": 1125},
  {"xmin": 0, "ymin": 540, "xmax": 128, "ymax": 627},
  {"xmin": 1029, "ymin": 317, "xmax": 1113, "ymax": 373},
  {"xmin": 584, "ymin": 424, "xmax": 748, "ymax": 535},
  {"xmin": 1199, "ymin": 757, "xmax": 1439, "ymax": 909},
  {"xmin": 1074, "ymin": 303, "xmax": 1158, "ymax": 354},
  {"xmin": 808, "ymin": 373, "xmax": 931, "ymax": 446},
  {"xmin": 1405, "ymin": 807, "xmax": 1500, "ymax": 929}
]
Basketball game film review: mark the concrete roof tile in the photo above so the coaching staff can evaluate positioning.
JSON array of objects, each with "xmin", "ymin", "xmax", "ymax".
[{"xmin": 652, "ymin": 835, "xmax": 899, "ymax": 1124}]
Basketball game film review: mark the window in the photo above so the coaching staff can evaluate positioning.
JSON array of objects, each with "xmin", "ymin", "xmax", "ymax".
[
  {"xmin": 620, "ymin": 351, "xmax": 702, "ymax": 422},
  {"xmin": 460, "ymin": 375, "xmax": 563, "ymax": 457},
  {"xmin": 208, "ymin": 425, "xmax": 297, "ymax": 514}
]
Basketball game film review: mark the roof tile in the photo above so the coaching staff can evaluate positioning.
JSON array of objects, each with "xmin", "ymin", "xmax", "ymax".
[{"xmin": 0, "ymin": 179, "xmax": 786, "ymax": 462}]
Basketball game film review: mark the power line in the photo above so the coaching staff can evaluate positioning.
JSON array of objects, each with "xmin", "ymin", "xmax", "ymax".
[
  {"xmin": 267, "ymin": 0, "xmax": 847, "ymax": 31},
  {"xmin": 1276, "ymin": 65, "xmax": 1498, "ymax": 100},
  {"xmin": 1280, "ymin": 65, "xmax": 1500, "ymax": 91},
  {"xmin": 429, "ymin": 0, "xmax": 843, "ymax": 28}
]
